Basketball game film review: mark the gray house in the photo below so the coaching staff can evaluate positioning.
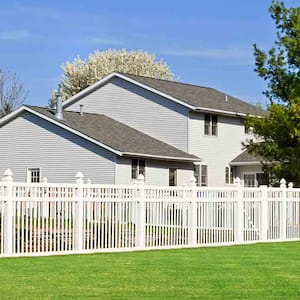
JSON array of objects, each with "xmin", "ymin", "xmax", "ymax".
[{"xmin": 0, "ymin": 72, "xmax": 264, "ymax": 186}]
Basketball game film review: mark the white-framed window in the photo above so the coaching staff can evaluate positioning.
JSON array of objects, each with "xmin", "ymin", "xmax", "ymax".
[
  {"xmin": 225, "ymin": 166, "xmax": 234, "ymax": 184},
  {"xmin": 204, "ymin": 114, "xmax": 218, "ymax": 136},
  {"xmin": 243, "ymin": 173, "xmax": 256, "ymax": 187},
  {"xmin": 131, "ymin": 159, "xmax": 145, "ymax": 180},
  {"xmin": 169, "ymin": 168, "xmax": 177, "ymax": 186},
  {"xmin": 27, "ymin": 168, "xmax": 41, "ymax": 183},
  {"xmin": 194, "ymin": 164, "xmax": 208, "ymax": 186}
]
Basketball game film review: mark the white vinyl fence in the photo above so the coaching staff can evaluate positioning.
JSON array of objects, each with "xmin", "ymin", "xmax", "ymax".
[{"xmin": 0, "ymin": 169, "xmax": 300, "ymax": 257}]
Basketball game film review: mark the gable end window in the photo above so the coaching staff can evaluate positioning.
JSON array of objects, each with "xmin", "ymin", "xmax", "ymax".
[
  {"xmin": 204, "ymin": 114, "xmax": 218, "ymax": 136},
  {"xmin": 131, "ymin": 159, "xmax": 145, "ymax": 180},
  {"xmin": 27, "ymin": 168, "xmax": 40, "ymax": 183}
]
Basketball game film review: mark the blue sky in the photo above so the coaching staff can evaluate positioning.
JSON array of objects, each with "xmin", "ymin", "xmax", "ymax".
[{"xmin": 0, "ymin": 0, "xmax": 298, "ymax": 107}]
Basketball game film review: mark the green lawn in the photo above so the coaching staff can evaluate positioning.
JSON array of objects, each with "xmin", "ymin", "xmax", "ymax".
[{"xmin": 1, "ymin": 242, "xmax": 300, "ymax": 299}]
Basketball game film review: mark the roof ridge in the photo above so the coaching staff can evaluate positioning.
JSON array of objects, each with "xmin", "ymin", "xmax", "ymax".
[{"xmin": 118, "ymin": 72, "xmax": 215, "ymax": 91}]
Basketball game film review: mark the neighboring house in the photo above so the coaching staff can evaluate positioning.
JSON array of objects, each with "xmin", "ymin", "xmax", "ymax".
[
  {"xmin": 0, "ymin": 72, "xmax": 265, "ymax": 186},
  {"xmin": 230, "ymin": 150, "xmax": 267, "ymax": 187}
]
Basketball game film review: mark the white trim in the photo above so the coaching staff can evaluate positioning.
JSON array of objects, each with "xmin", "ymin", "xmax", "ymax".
[
  {"xmin": 0, "ymin": 106, "xmax": 200, "ymax": 162},
  {"xmin": 62, "ymin": 72, "xmax": 195, "ymax": 110},
  {"xmin": 0, "ymin": 105, "xmax": 24, "ymax": 125},
  {"xmin": 27, "ymin": 167, "xmax": 41, "ymax": 183},
  {"xmin": 0, "ymin": 106, "xmax": 123, "ymax": 156},
  {"xmin": 122, "ymin": 152, "xmax": 201, "ymax": 162},
  {"xmin": 62, "ymin": 73, "xmax": 118, "ymax": 108},
  {"xmin": 230, "ymin": 161, "xmax": 261, "ymax": 166},
  {"xmin": 242, "ymin": 172, "xmax": 257, "ymax": 187},
  {"xmin": 194, "ymin": 107, "xmax": 262, "ymax": 118},
  {"xmin": 62, "ymin": 72, "xmax": 264, "ymax": 117}
]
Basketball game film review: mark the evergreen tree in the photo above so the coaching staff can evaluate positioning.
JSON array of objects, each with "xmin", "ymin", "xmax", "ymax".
[{"xmin": 246, "ymin": 1, "xmax": 300, "ymax": 186}]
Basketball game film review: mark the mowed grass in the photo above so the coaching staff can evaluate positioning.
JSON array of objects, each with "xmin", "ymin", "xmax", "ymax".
[{"xmin": 1, "ymin": 242, "xmax": 300, "ymax": 299}]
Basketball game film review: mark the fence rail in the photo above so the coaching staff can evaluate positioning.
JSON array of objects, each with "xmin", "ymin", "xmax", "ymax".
[{"xmin": 0, "ymin": 170, "xmax": 299, "ymax": 257}]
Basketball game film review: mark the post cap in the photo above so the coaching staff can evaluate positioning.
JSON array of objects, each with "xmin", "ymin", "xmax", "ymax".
[
  {"xmin": 3, "ymin": 168, "xmax": 13, "ymax": 182},
  {"xmin": 189, "ymin": 176, "xmax": 197, "ymax": 187},
  {"xmin": 280, "ymin": 178, "xmax": 286, "ymax": 188},
  {"xmin": 137, "ymin": 174, "xmax": 145, "ymax": 185},
  {"xmin": 234, "ymin": 177, "xmax": 241, "ymax": 185},
  {"xmin": 75, "ymin": 171, "xmax": 84, "ymax": 184}
]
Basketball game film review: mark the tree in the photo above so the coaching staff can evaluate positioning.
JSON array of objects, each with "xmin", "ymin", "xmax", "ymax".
[
  {"xmin": 0, "ymin": 69, "xmax": 26, "ymax": 118},
  {"xmin": 245, "ymin": 1, "xmax": 300, "ymax": 186},
  {"xmin": 50, "ymin": 49, "xmax": 174, "ymax": 105}
]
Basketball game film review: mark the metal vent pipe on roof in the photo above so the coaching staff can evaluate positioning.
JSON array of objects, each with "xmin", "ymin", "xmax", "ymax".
[
  {"xmin": 80, "ymin": 104, "xmax": 84, "ymax": 116},
  {"xmin": 55, "ymin": 84, "xmax": 63, "ymax": 120},
  {"xmin": 225, "ymin": 95, "xmax": 228, "ymax": 102}
]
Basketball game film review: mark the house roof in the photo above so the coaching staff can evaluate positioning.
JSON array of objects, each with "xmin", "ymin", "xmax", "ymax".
[
  {"xmin": 62, "ymin": 72, "xmax": 265, "ymax": 117},
  {"xmin": 122, "ymin": 73, "xmax": 265, "ymax": 116},
  {"xmin": 21, "ymin": 106, "xmax": 200, "ymax": 162},
  {"xmin": 230, "ymin": 149, "xmax": 262, "ymax": 166}
]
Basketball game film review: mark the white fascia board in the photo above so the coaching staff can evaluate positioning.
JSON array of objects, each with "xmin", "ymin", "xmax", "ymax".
[
  {"xmin": 1, "ymin": 106, "xmax": 122, "ymax": 156},
  {"xmin": 61, "ymin": 72, "xmax": 264, "ymax": 118},
  {"xmin": 62, "ymin": 72, "xmax": 195, "ymax": 110},
  {"xmin": 122, "ymin": 152, "xmax": 201, "ymax": 162},
  {"xmin": 230, "ymin": 161, "xmax": 261, "ymax": 166},
  {"xmin": 115, "ymin": 73, "xmax": 195, "ymax": 110},
  {"xmin": 194, "ymin": 107, "xmax": 263, "ymax": 118},
  {"xmin": 62, "ymin": 72, "xmax": 117, "ymax": 108},
  {"xmin": 0, "ymin": 106, "xmax": 25, "ymax": 126}
]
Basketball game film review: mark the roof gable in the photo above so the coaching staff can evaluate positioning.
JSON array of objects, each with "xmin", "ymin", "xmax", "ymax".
[
  {"xmin": 62, "ymin": 72, "xmax": 265, "ymax": 117},
  {"xmin": 123, "ymin": 73, "xmax": 265, "ymax": 116},
  {"xmin": 0, "ymin": 105, "xmax": 199, "ymax": 162}
]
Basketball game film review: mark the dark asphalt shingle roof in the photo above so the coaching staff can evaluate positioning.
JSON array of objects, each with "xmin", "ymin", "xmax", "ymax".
[
  {"xmin": 27, "ymin": 106, "xmax": 199, "ymax": 161},
  {"xmin": 122, "ymin": 73, "xmax": 265, "ymax": 116},
  {"xmin": 230, "ymin": 149, "xmax": 262, "ymax": 164}
]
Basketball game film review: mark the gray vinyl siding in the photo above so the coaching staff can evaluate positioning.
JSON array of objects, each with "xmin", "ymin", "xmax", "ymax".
[
  {"xmin": 115, "ymin": 157, "xmax": 194, "ymax": 186},
  {"xmin": 188, "ymin": 112, "xmax": 247, "ymax": 186},
  {"xmin": 66, "ymin": 77, "xmax": 189, "ymax": 152},
  {"xmin": 235, "ymin": 165, "xmax": 263, "ymax": 187},
  {"xmin": 0, "ymin": 112, "xmax": 116, "ymax": 183}
]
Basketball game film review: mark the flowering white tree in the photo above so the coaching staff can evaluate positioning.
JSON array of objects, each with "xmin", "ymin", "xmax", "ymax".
[
  {"xmin": 50, "ymin": 49, "xmax": 174, "ymax": 106},
  {"xmin": 0, "ymin": 69, "xmax": 26, "ymax": 118}
]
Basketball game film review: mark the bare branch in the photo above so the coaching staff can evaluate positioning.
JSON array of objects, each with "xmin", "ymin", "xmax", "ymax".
[{"xmin": 0, "ymin": 69, "xmax": 27, "ymax": 117}]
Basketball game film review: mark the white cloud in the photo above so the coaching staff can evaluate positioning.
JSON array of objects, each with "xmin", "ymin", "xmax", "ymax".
[
  {"xmin": 86, "ymin": 36, "xmax": 124, "ymax": 46},
  {"xmin": 161, "ymin": 45, "xmax": 252, "ymax": 61},
  {"xmin": 0, "ymin": 30, "xmax": 31, "ymax": 41}
]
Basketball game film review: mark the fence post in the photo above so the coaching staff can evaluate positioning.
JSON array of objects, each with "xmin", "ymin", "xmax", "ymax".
[
  {"xmin": 234, "ymin": 177, "xmax": 244, "ymax": 244},
  {"xmin": 3, "ymin": 169, "xmax": 13, "ymax": 255},
  {"xmin": 74, "ymin": 171, "xmax": 84, "ymax": 252},
  {"xmin": 136, "ymin": 174, "xmax": 145, "ymax": 249},
  {"xmin": 188, "ymin": 176, "xmax": 197, "ymax": 247},
  {"xmin": 260, "ymin": 185, "xmax": 268, "ymax": 242},
  {"xmin": 280, "ymin": 178, "xmax": 287, "ymax": 241},
  {"xmin": 85, "ymin": 179, "xmax": 91, "ymax": 223},
  {"xmin": 41, "ymin": 177, "xmax": 48, "ymax": 219}
]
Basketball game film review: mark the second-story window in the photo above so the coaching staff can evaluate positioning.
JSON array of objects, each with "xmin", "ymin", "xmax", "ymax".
[
  {"xmin": 131, "ymin": 159, "xmax": 145, "ymax": 180},
  {"xmin": 204, "ymin": 114, "xmax": 218, "ymax": 136}
]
